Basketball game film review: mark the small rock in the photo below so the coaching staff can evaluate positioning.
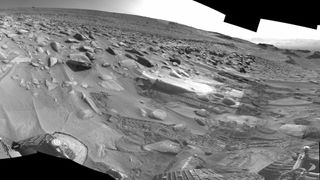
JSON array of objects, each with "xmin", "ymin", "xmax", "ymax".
[
  {"xmin": 1, "ymin": 44, "xmax": 8, "ymax": 49},
  {"xmin": 169, "ymin": 57, "xmax": 181, "ymax": 65},
  {"xmin": 118, "ymin": 42, "xmax": 127, "ymax": 47},
  {"xmin": 194, "ymin": 118, "xmax": 207, "ymax": 126},
  {"xmin": 88, "ymin": 33, "xmax": 95, "ymax": 40},
  {"xmin": 222, "ymin": 98, "xmax": 236, "ymax": 106},
  {"xmin": 125, "ymin": 53, "xmax": 134, "ymax": 59},
  {"xmin": 69, "ymin": 53, "xmax": 91, "ymax": 63},
  {"xmin": 172, "ymin": 62, "xmax": 179, "ymax": 66},
  {"xmin": 176, "ymin": 69, "xmax": 190, "ymax": 78},
  {"xmin": 149, "ymin": 109, "xmax": 167, "ymax": 120},
  {"xmin": 135, "ymin": 55, "xmax": 154, "ymax": 68},
  {"xmin": 17, "ymin": 29, "xmax": 28, "ymax": 35},
  {"xmin": 59, "ymin": 30, "xmax": 72, "ymax": 36},
  {"xmin": 101, "ymin": 62, "xmax": 111, "ymax": 68},
  {"xmin": 11, "ymin": 75, "xmax": 19, "ymax": 80},
  {"xmin": 64, "ymin": 81, "xmax": 78, "ymax": 87},
  {"xmin": 0, "ymin": 51, "xmax": 7, "ymax": 60},
  {"xmin": 66, "ymin": 60, "xmax": 92, "ymax": 71},
  {"xmin": 50, "ymin": 41, "xmax": 60, "ymax": 52},
  {"xmin": 197, "ymin": 95, "xmax": 210, "ymax": 102},
  {"xmin": 30, "ymin": 62, "xmax": 40, "ymax": 67},
  {"xmin": 36, "ymin": 47, "xmax": 44, "ymax": 53},
  {"xmin": 81, "ymin": 83, "xmax": 89, "ymax": 89},
  {"xmin": 99, "ymin": 74, "xmax": 112, "ymax": 81},
  {"xmin": 79, "ymin": 46, "xmax": 94, "ymax": 53},
  {"xmin": 140, "ymin": 108, "xmax": 147, "ymax": 117},
  {"xmin": 194, "ymin": 109, "xmax": 209, "ymax": 117},
  {"xmin": 74, "ymin": 33, "xmax": 86, "ymax": 41},
  {"xmin": 45, "ymin": 80, "xmax": 58, "ymax": 91},
  {"xmin": 173, "ymin": 124, "xmax": 187, "ymax": 131},
  {"xmin": 125, "ymin": 48, "xmax": 144, "ymax": 56},
  {"xmin": 65, "ymin": 38, "xmax": 80, "ymax": 43},
  {"xmin": 48, "ymin": 57, "xmax": 58, "ymax": 67},
  {"xmin": 170, "ymin": 69, "xmax": 182, "ymax": 78},
  {"xmin": 106, "ymin": 47, "xmax": 116, "ymax": 55},
  {"xmin": 32, "ymin": 78, "xmax": 40, "ymax": 85},
  {"xmin": 85, "ymin": 52, "xmax": 95, "ymax": 61},
  {"xmin": 111, "ymin": 43, "xmax": 120, "ymax": 48}
]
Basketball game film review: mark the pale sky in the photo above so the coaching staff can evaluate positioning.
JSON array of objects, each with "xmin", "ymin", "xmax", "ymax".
[{"xmin": 1, "ymin": 0, "xmax": 319, "ymax": 42}]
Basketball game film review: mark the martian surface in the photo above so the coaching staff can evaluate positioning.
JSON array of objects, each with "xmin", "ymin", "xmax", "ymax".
[{"xmin": 0, "ymin": 8, "xmax": 319, "ymax": 180}]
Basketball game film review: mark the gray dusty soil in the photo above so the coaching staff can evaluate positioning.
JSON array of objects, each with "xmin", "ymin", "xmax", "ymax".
[{"xmin": 0, "ymin": 7, "xmax": 319, "ymax": 180}]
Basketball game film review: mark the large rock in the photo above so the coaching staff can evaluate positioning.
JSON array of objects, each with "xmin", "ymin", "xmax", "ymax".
[
  {"xmin": 143, "ymin": 140, "xmax": 181, "ymax": 154},
  {"xmin": 279, "ymin": 124, "xmax": 308, "ymax": 137}
]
